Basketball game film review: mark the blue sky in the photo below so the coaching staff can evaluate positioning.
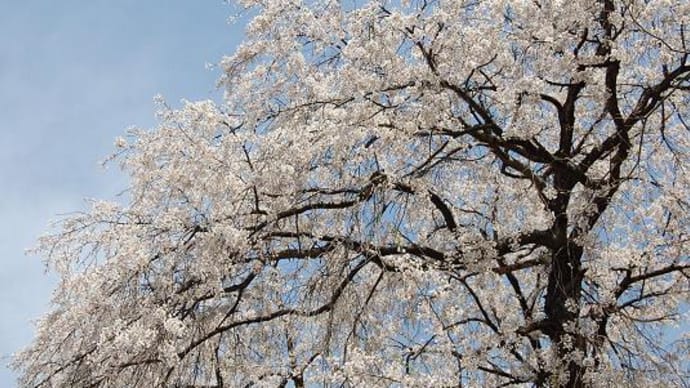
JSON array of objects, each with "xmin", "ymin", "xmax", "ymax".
[{"xmin": 0, "ymin": 1, "xmax": 244, "ymax": 385}]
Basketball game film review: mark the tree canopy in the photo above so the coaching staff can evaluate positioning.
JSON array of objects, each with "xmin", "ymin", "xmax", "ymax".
[{"xmin": 14, "ymin": 1, "xmax": 690, "ymax": 387}]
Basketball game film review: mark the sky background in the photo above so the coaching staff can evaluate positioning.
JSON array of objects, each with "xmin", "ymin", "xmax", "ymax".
[{"xmin": 0, "ymin": 1, "xmax": 244, "ymax": 385}]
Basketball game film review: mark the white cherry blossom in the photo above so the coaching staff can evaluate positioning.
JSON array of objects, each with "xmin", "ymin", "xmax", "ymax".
[{"xmin": 13, "ymin": 1, "xmax": 690, "ymax": 387}]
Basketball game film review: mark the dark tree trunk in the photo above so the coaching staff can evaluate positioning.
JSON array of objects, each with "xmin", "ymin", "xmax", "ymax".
[{"xmin": 543, "ymin": 167, "xmax": 587, "ymax": 387}]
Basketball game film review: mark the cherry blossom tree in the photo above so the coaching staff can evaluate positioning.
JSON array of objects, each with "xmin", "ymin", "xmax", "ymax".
[{"xmin": 14, "ymin": 1, "xmax": 690, "ymax": 387}]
